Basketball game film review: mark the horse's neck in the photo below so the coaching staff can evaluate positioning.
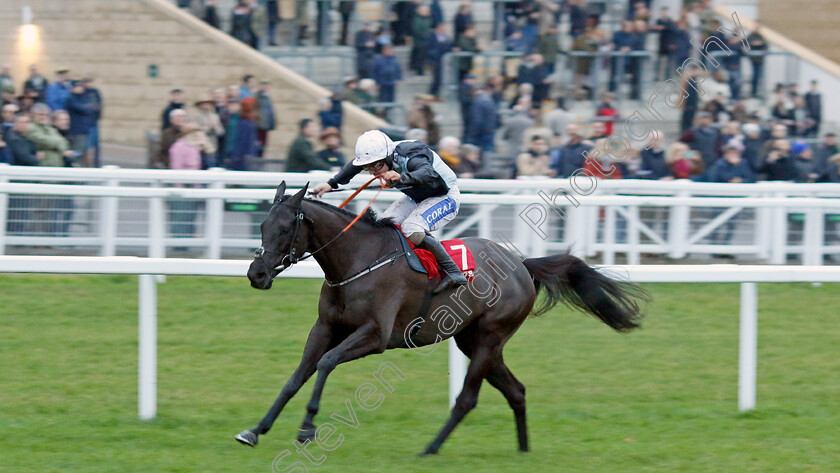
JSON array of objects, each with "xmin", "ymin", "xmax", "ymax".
[{"xmin": 303, "ymin": 201, "xmax": 393, "ymax": 281}]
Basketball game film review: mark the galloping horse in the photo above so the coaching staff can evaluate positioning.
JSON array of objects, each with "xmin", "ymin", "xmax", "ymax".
[{"xmin": 236, "ymin": 182, "xmax": 648, "ymax": 454}]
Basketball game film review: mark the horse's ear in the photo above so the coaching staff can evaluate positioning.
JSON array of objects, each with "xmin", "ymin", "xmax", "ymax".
[
  {"xmin": 273, "ymin": 181, "xmax": 287, "ymax": 203},
  {"xmin": 287, "ymin": 182, "xmax": 309, "ymax": 207}
]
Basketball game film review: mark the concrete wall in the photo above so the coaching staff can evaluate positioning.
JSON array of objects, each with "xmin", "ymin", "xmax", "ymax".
[
  {"xmin": 0, "ymin": 0, "xmax": 385, "ymax": 160},
  {"xmin": 758, "ymin": 0, "xmax": 840, "ymax": 65}
]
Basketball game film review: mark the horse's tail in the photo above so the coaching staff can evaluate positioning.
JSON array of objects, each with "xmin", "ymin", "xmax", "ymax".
[{"xmin": 522, "ymin": 252, "xmax": 649, "ymax": 332}]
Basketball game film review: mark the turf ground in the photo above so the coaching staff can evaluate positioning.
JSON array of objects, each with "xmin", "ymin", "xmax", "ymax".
[{"xmin": 0, "ymin": 275, "xmax": 838, "ymax": 473}]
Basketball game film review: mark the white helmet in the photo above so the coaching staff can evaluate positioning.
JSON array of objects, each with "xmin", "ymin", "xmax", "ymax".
[{"xmin": 353, "ymin": 130, "xmax": 395, "ymax": 166}]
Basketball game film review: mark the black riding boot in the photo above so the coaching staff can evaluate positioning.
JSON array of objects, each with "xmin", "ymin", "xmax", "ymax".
[{"xmin": 418, "ymin": 235, "xmax": 468, "ymax": 294}]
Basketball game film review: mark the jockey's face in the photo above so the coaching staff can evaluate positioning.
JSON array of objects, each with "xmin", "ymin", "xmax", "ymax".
[{"xmin": 363, "ymin": 160, "xmax": 388, "ymax": 176}]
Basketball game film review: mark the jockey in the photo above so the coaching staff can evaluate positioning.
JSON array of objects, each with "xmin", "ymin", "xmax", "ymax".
[{"xmin": 312, "ymin": 129, "xmax": 468, "ymax": 293}]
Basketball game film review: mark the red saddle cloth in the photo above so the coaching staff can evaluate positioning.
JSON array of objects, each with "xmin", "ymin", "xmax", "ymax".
[{"xmin": 408, "ymin": 238, "xmax": 476, "ymax": 280}]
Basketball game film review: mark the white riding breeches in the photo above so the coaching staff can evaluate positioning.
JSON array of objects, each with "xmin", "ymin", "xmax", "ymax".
[{"xmin": 382, "ymin": 186, "xmax": 461, "ymax": 238}]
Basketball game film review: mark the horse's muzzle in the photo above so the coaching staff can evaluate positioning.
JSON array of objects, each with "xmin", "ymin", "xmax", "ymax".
[{"xmin": 247, "ymin": 258, "xmax": 277, "ymax": 290}]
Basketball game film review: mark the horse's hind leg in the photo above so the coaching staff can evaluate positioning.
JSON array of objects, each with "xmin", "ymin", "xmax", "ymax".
[
  {"xmin": 235, "ymin": 320, "xmax": 336, "ymax": 447},
  {"xmin": 422, "ymin": 334, "xmax": 498, "ymax": 455},
  {"xmin": 486, "ymin": 359, "xmax": 528, "ymax": 452}
]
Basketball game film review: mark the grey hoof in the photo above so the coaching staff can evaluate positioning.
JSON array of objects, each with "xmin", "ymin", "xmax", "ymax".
[
  {"xmin": 235, "ymin": 430, "xmax": 258, "ymax": 447},
  {"xmin": 297, "ymin": 426, "xmax": 316, "ymax": 444}
]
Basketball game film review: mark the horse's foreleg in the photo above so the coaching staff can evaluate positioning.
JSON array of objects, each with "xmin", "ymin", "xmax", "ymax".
[
  {"xmin": 235, "ymin": 320, "xmax": 335, "ymax": 447},
  {"xmin": 297, "ymin": 322, "xmax": 383, "ymax": 442}
]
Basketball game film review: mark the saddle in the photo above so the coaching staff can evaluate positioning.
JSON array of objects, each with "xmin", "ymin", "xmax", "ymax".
[{"xmin": 393, "ymin": 226, "xmax": 475, "ymax": 280}]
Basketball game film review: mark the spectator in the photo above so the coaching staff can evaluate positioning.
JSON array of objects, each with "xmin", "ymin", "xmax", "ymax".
[
  {"xmin": 437, "ymin": 135, "xmax": 461, "ymax": 168},
  {"xmin": 430, "ymin": 0, "xmax": 443, "ymax": 28},
  {"xmin": 791, "ymin": 141, "xmax": 820, "ymax": 182},
  {"xmin": 537, "ymin": 24, "xmax": 561, "ymax": 75},
  {"xmin": 814, "ymin": 132, "xmax": 838, "ymax": 180},
  {"xmin": 203, "ymin": 0, "xmax": 221, "ymax": 28},
  {"xmin": 458, "ymin": 75, "xmax": 476, "ymax": 141},
  {"xmin": 669, "ymin": 19, "xmax": 692, "ymax": 74},
  {"xmin": 804, "ymin": 80, "xmax": 822, "ymax": 137},
  {"xmin": 44, "ymin": 68, "xmax": 72, "ymax": 111},
  {"xmin": 761, "ymin": 139, "xmax": 802, "ymax": 181},
  {"xmin": 390, "ymin": 0, "xmax": 414, "ymax": 46},
  {"xmin": 405, "ymin": 128, "xmax": 429, "ymax": 143},
  {"xmin": 583, "ymin": 138, "xmax": 626, "ymax": 179},
  {"xmin": 653, "ymin": 7, "xmax": 675, "ymax": 80},
  {"xmin": 689, "ymin": 112, "xmax": 720, "ymax": 170},
  {"xmin": 156, "ymin": 108, "xmax": 188, "ymax": 169},
  {"xmin": 231, "ymin": 0, "xmax": 257, "ymax": 48},
  {"xmin": 517, "ymin": 54, "xmax": 550, "ymax": 106},
  {"xmin": 161, "ymin": 89, "xmax": 185, "ymax": 130},
  {"xmin": 313, "ymin": 0, "xmax": 331, "ymax": 46},
  {"xmin": 741, "ymin": 123, "xmax": 766, "ymax": 172},
  {"xmin": 255, "ymin": 79, "xmax": 276, "ymax": 157},
  {"xmin": 543, "ymin": 98, "xmax": 574, "ymax": 139},
  {"xmin": 1, "ymin": 84, "xmax": 16, "ymax": 108},
  {"xmin": 453, "ymin": 1, "xmax": 474, "ymax": 43},
  {"xmin": 225, "ymin": 97, "xmax": 258, "ymax": 170},
  {"xmin": 456, "ymin": 143, "xmax": 486, "ymax": 178},
  {"xmin": 372, "ymin": 44, "xmax": 402, "ymax": 103},
  {"xmin": 596, "ymin": 92, "xmax": 618, "ymax": 136},
  {"xmin": 568, "ymin": 0, "xmax": 587, "ymax": 38},
  {"xmin": 638, "ymin": 130, "xmax": 670, "ymax": 179},
  {"xmin": 789, "ymin": 95, "xmax": 813, "ymax": 138},
  {"xmin": 4, "ymin": 115, "xmax": 38, "ymax": 234},
  {"xmin": 79, "ymin": 76, "xmax": 103, "ymax": 167},
  {"xmin": 192, "ymin": 94, "xmax": 225, "ymax": 168},
  {"xmin": 426, "ymin": 22, "xmax": 452, "ymax": 97},
  {"xmin": 666, "ymin": 142, "xmax": 704, "ymax": 179},
  {"xmin": 264, "ymin": 0, "xmax": 278, "ymax": 44},
  {"xmin": 286, "ymin": 118, "xmax": 331, "ymax": 172},
  {"xmin": 316, "ymin": 126, "xmax": 345, "ymax": 171},
  {"xmin": 825, "ymin": 153, "xmax": 840, "ymax": 183},
  {"xmin": 17, "ymin": 90, "xmax": 39, "ymax": 115},
  {"xmin": 550, "ymin": 124, "xmax": 591, "ymax": 178},
  {"xmin": 354, "ymin": 22, "xmax": 377, "ymax": 79},
  {"xmin": 410, "ymin": 5, "xmax": 432, "ymax": 75},
  {"xmin": 589, "ymin": 121, "xmax": 608, "ymax": 141},
  {"xmin": 23, "ymin": 64, "xmax": 48, "ymax": 102},
  {"xmin": 517, "ymin": 135, "xmax": 553, "ymax": 177},
  {"xmin": 318, "ymin": 93, "xmax": 343, "ymax": 130},
  {"xmin": 499, "ymin": 100, "xmax": 534, "ymax": 162},
  {"xmin": 338, "ymin": 1, "xmax": 355, "ymax": 46},
  {"xmin": 508, "ymin": 82, "xmax": 533, "ymax": 109},
  {"xmin": 0, "ymin": 64, "xmax": 13, "ymax": 93},
  {"xmin": 52, "ymin": 109, "xmax": 74, "ymax": 165},
  {"xmin": 746, "ymin": 23, "xmax": 767, "ymax": 97},
  {"xmin": 168, "ymin": 122, "xmax": 212, "ymax": 242},
  {"xmin": 709, "ymin": 144, "xmax": 755, "ymax": 183},
  {"xmin": 465, "ymin": 85, "xmax": 497, "ymax": 152},
  {"xmin": 64, "ymin": 81, "xmax": 98, "ymax": 166},
  {"xmin": 609, "ymin": 21, "xmax": 636, "ymax": 95},
  {"xmin": 240, "ymin": 74, "xmax": 256, "ymax": 99},
  {"xmin": 342, "ymin": 77, "xmax": 371, "ymax": 105},
  {"xmin": 5, "ymin": 114, "xmax": 38, "ymax": 166},
  {"xmin": 27, "ymin": 103, "xmax": 74, "ymax": 168},
  {"xmin": 1, "ymin": 103, "xmax": 17, "ymax": 137},
  {"xmin": 455, "ymin": 24, "xmax": 480, "ymax": 83},
  {"xmin": 407, "ymin": 94, "xmax": 440, "ymax": 148}
]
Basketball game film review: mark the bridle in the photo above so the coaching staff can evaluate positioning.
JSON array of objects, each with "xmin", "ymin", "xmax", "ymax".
[
  {"xmin": 253, "ymin": 188, "xmax": 407, "ymax": 287},
  {"xmin": 254, "ymin": 203, "xmax": 308, "ymax": 273}
]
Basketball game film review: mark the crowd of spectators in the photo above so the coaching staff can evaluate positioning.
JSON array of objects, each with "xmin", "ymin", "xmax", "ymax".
[
  {"xmin": 1, "ymin": 64, "xmax": 102, "ymax": 169},
  {"xmin": 155, "ymin": 75, "xmax": 279, "ymax": 172}
]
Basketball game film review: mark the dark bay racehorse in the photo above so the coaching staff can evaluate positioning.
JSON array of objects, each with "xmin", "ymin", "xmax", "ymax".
[{"xmin": 236, "ymin": 182, "xmax": 648, "ymax": 454}]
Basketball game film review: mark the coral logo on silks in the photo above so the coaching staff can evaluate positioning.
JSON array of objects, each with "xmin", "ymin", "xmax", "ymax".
[{"xmin": 422, "ymin": 198, "xmax": 456, "ymax": 227}]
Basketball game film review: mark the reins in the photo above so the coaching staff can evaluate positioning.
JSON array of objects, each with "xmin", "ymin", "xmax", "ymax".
[{"xmin": 337, "ymin": 176, "xmax": 386, "ymax": 232}]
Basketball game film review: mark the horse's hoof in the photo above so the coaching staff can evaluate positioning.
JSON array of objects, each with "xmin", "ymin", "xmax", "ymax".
[
  {"xmin": 235, "ymin": 430, "xmax": 258, "ymax": 447},
  {"xmin": 297, "ymin": 426, "xmax": 316, "ymax": 444},
  {"xmin": 419, "ymin": 447, "xmax": 439, "ymax": 456}
]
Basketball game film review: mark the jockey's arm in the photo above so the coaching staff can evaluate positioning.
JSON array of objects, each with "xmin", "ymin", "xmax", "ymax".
[
  {"xmin": 313, "ymin": 161, "xmax": 363, "ymax": 197},
  {"xmin": 397, "ymin": 156, "xmax": 443, "ymax": 187}
]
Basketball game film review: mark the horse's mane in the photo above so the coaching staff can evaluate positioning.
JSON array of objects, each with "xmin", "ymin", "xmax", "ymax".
[{"xmin": 283, "ymin": 196, "xmax": 395, "ymax": 229}]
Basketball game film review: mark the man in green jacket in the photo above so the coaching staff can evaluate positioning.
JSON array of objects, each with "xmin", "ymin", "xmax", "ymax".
[
  {"xmin": 285, "ymin": 118, "xmax": 332, "ymax": 172},
  {"xmin": 27, "ymin": 103, "xmax": 74, "ymax": 167}
]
